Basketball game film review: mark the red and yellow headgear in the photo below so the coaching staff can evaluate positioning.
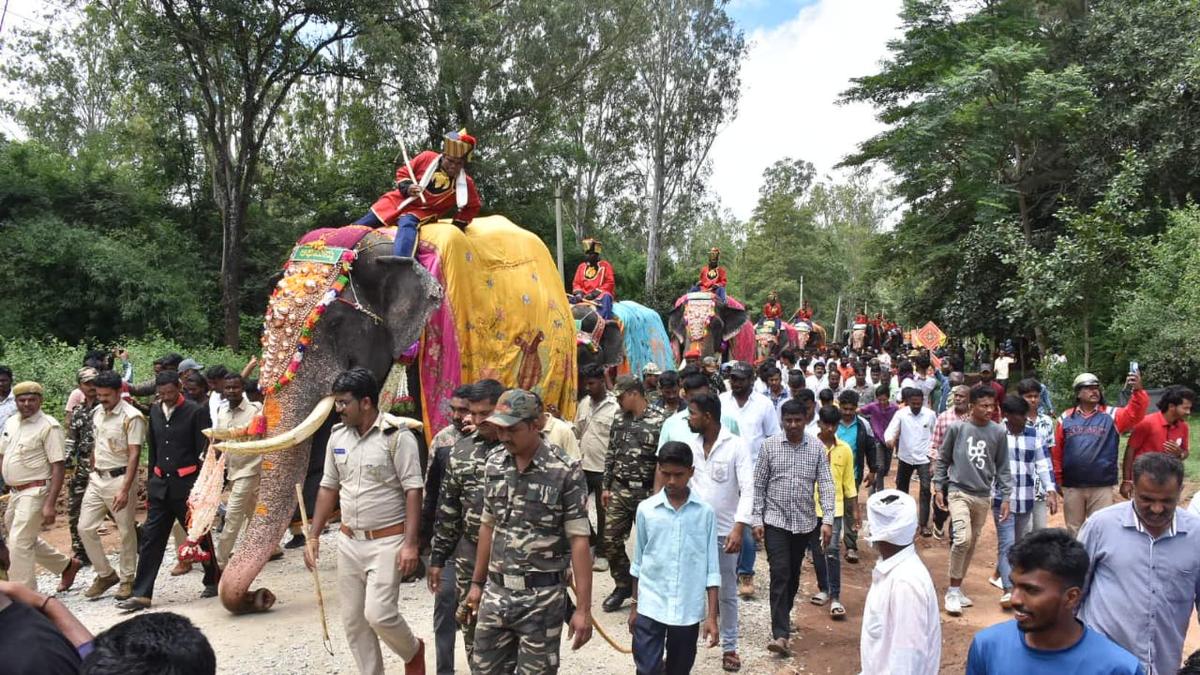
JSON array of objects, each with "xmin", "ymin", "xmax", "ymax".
[
  {"xmin": 443, "ymin": 129, "xmax": 476, "ymax": 160},
  {"xmin": 583, "ymin": 238, "xmax": 602, "ymax": 254}
]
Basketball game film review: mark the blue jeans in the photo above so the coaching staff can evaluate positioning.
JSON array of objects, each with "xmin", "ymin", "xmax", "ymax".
[
  {"xmin": 737, "ymin": 526, "xmax": 755, "ymax": 576},
  {"xmin": 992, "ymin": 504, "xmax": 1035, "ymax": 591},
  {"xmin": 354, "ymin": 211, "xmax": 420, "ymax": 257},
  {"xmin": 432, "ymin": 559, "xmax": 457, "ymax": 675},
  {"xmin": 632, "ymin": 613, "xmax": 698, "ymax": 675},
  {"xmin": 810, "ymin": 517, "xmax": 843, "ymax": 599}
]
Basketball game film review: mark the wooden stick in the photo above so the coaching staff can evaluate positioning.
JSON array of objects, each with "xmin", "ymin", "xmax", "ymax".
[
  {"xmin": 400, "ymin": 142, "xmax": 427, "ymax": 204},
  {"xmin": 568, "ymin": 578, "xmax": 631, "ymax": 654},
  {"xmin": 296, "ymin": 483, "xmax": 334, "ymax": 656}
]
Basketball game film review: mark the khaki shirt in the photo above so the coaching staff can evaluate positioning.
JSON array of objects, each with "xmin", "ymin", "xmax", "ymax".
[
  {"xmin": 217, "ymin": 399, "xmax": 263, "ymax": 480},
  {"xmin": 91, "ymin": 400, "xmax": 147, "ymax": 471},
  {"xmin": 543, "ymin": 414, "xmax": 579, "ymax": 460},
  {"xmin": 574, "ymin": 392, "xmax": 618, "ymax": 473},
  {"xmin": 0, "ymin": 411, "xmax": 66, "ymax": 485},
  {"xmin": 320, "ymin": 413, "xmax": 423, "ymax": 531}
]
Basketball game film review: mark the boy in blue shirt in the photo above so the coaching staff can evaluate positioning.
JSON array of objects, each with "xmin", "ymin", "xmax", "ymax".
[
  {"xmin": 628, "ymin": 441, "xmax": 720, "ymax": 675},
  {"xmin": 966, "ymin": 528, "xmax": 1143, "ymax": 674}
]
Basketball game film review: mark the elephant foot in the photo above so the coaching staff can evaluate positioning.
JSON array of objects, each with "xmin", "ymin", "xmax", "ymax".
[{"xmin": 222, "ymin": 586, "xmax": 276, "ymax": 615}]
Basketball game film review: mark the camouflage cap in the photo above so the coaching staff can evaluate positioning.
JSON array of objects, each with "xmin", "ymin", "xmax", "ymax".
[
  {"xmin": 641, "ymin": 362, "xmax": 662, "ymax": 376},
  {"xmin": 613, "ymin": 374, "xmax": 641, "ymax": 396},
  {"xmin": 77, "ymin": 367, "xmax": 99, "ymax": 384},
  {"xmin": 728, "ymin": 361, "xmax": 754, "ymax": 379},
  {"xmin": 486, "ymin": 389, "xmax": 542, "ymax": 427}
]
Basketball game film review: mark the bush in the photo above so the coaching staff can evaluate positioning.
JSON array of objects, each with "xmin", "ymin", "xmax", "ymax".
[{"xmin": 0, "ymin": 336, "xmax": 252, "ymax": 415}]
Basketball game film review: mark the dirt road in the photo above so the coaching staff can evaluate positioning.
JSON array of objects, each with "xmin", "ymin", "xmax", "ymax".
[{"xmin": 27, "ymin": 486, "xmax": 1200, "ymax": 674}]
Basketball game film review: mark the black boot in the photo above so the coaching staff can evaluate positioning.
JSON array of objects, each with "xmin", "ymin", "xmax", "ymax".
[
  {"xmin": 284, "ymin": 533, "xmax": 307, "ymax": 549},
  {"xmin": 602, "ymin": 586, "xmax": 631, "ymax": 612}
]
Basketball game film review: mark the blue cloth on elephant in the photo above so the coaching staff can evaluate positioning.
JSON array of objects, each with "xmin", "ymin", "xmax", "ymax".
[{"xmin": 612, "ymin": 300, "xmax": 673, "ymax": 378}]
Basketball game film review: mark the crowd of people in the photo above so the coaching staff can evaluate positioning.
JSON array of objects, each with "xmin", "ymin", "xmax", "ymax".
[{"xmin": 1, "ymin": 334, "xmax": 1199, "ymax": 675}]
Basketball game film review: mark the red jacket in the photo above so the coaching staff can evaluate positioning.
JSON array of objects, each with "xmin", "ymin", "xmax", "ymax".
[
  {"xmin": 763, "ymin": 301, "xmax": 783, "ymax": 320},
  {"xmin": 698, "ymin": 265, "xmax": 726, "ymax": 291},
  {"xmin": 572, "ymin": 261, "xmax": 616, "ymax": 297},
  {"xmin": 369, "ymin": 151, "xmax": 482, "ymax": 227}
]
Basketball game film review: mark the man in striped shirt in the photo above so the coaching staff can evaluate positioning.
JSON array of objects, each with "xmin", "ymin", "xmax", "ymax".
[{"xmin": 992, "ymin": 395, "xmax": 1058, "ymax": 608}]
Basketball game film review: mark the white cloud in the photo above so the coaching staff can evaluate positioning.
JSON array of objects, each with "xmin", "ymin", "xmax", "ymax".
[{"xmin": 709, "ymin": 0, "xmax": 904, "ymax": 219}]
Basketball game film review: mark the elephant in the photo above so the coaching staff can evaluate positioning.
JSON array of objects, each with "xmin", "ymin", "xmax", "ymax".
[
  {"xmin": 210, "ymin": 216, "xmax": 575, "ymax": 615},
  {"xmin": 667, "ymin": 292, "xmax": 750, "ymax": 363},
  {"xmin": 573, "ymin": 301, "xmax": 624, "ymax": 374},
  {"xmin": 792, "ymin": 319, "xmax": 828, "ymax": 351}
]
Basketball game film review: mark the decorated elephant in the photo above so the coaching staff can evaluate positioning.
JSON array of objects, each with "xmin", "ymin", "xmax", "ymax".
[
  {"xmin": 575, "ymin": 300, "xmax": 674, "ymax": 380},
  {"xmin": 754, "ymin": 319, "xmax": 800, "ymax": 364},
  {"xmin": 791, "ymin": 319, "xmax": 828, "ymax": 351},
  {"xmin": 210, "ymin": 216, "xmax": 575, "ymax": 615},
  {"xmin": 573, "ymin": 301, "xmax": 624, "ymax": 373},
  {"xmin": 667, "ymin": 292, "xmax": 750, "ymax": 363}
]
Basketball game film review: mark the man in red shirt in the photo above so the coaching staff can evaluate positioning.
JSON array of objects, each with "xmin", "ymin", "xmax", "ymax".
[
  {"xmin": 1120, "ymin": 385, "xmax": 1193, "ymax": 498},
  {"xmin": 571, "ymin": 238, "xmax": 617, "ymax": 319},
  {"xmin": 692, "ymin": 248, "xmax": 727, "ymax": 303},
  {"xmin": 356, "ymin": 129, "xmax": 482, "ymax": 259},
  {"xmin": 976, "ymin": 364, "xmax": 1006, "ymax": 422}
]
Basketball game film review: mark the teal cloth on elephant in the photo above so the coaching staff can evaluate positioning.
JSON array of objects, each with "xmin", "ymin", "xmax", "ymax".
[{"xmin": 611, "ymin": 300, "xmax": 673, "ymax": 378}]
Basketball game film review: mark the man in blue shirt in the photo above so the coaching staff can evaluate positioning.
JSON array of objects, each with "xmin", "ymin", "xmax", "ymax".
[
  {"xmin": 629, "ymin": 442, "xmax": 719, "ymax": 675},
  {"xmin": 966, "ymin": 528, "xmax": 1143, "ymax": 674}
]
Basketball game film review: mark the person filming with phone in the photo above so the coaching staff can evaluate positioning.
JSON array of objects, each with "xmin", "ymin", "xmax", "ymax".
[
  {"xmin": 1052, "ymin": 366, "xmax": 1147, "ymax": 535},
  {"xmin": 1121, "ymin": 384, "xmax": 1193, "ymax": 499}
]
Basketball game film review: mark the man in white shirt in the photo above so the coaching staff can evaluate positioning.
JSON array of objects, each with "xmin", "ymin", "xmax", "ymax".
[
  {"xmin": 720, "ymin": 361, "xmax": 781, "ymax": 600},
  {"xmin": 859, "ymin": 489, "xmax": 941, "ymax": 675},
  {"xmin": 884, "ymin": 387, "xmax": 938, "ymax": 537},
  {"xmin": 805, "ymin": 361, "xmax": 827, "ymax": 394},
  {"xmin": 574, "ymin": 364, "xmax": 619, "ymax": 571},
  {"xmin": 994, "ymin": 352, "xmax": 1015, "ymax": 387},
  {"xmin": 686, "ymin": 392, "xmax": 754, "ymax": 673}
]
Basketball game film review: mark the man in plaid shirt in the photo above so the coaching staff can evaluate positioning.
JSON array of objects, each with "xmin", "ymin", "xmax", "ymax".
[
  {"xmin": 991, "ymin": 394, "xmax": 1059, "ymax": 608},
  {"xmin": 752, "ymin": 398, "xmax": 835, "ymax": 658},
  {"xmin": 929, "ymin": 383, "xmax": 969, "ymax": 538}
]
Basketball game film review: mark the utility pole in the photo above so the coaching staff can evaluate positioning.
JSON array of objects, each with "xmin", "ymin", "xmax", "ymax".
[
  {"xmin": 555, "ymin": 183, "xmax": 564, "ymax": 281},
  {"xmin": 833, "ymin": 295, "xmax": 842, "ymax": 342}
]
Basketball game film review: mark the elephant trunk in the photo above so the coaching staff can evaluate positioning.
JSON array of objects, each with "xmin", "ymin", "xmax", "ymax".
[{"xmin": 217, "ymin": 391, "xmax": 336, "ymax": 614}]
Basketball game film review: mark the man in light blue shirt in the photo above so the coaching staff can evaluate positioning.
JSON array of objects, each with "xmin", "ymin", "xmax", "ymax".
[
  {"xmin": 629, "ymin": 441, "xmax": 719, "ymax": 675},
  {"xmin": 1078, "ymin": 453, "xmax": 1200, "ymax": 675}
]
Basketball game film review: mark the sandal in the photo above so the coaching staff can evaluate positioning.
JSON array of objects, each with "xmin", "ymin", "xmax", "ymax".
[
  {"xmin": 722, "ymin": 651, "xmax": 741, "ymax": 672},
  {"xmin": 830, "ymin": 601, "xmax": 846, "ymax": 619},
  {"xmin": 810, "ymin": 591, "xmax": 829, "ymax": 605}
]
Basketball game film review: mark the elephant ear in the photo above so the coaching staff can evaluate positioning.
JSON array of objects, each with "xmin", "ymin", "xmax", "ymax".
[
  {"xmin": 666, "ymin": 305, "xmax": 686, "ymax": 342},
  {"xmin": 599, "ymin": 320, "xmax": 624, "ymax": 369},
  {"xmin": 375, "ymin": 260, "xmax": 444, "ymax": 360},
  {"xmin": 719, "ymin": 305, "xmax": 749, "ymax": 341}
]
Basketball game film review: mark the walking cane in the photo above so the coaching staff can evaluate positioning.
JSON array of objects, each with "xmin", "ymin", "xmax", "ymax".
[
  {"xmin": 567, "ymin": 578, "xmax": 631, "ymax": 654},
  {"xmin": 296, "ymin": 483, "xmax": 334, "ymax": 656},
  {"xmin": 399, "ymin": 142, "xmax": 427, "ymax": 204}
]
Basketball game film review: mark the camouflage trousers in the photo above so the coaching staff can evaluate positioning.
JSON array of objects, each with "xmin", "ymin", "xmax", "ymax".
[
  {"xmin": 452, "ymin": 542, "xmax": 479, "ymax": 659},
  {"xmin": 67, "ymin": 468, "xmax": 91, "ymax": 563},
  {"xmin": 472, "ymin": 582, "xmax": 566, "ymax": 675},
  {"xmin": 603, "ymin": 487, "xmax": 648, "ymax": 590}
]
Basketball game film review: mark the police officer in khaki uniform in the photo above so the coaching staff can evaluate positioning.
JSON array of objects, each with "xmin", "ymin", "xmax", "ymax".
[
  {"xmin": 466, "ymin": 389, "xmax": 594, "ymax": 674},
  {"xmin": 214, "ymin": 374, "xmax": 265, "ymax": 568},
  {"xmin": 0, "ymin": 381, "xmax": 81, "ymax": 592},
  {"xmin": 304, "ymin": 368, "xmax": 427, "ymax": 675},
  {"xmin": 80, "ymin": 370, "xmax": 146, "ymax": 600}
]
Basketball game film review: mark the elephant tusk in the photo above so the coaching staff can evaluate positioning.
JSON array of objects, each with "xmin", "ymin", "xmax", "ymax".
[
  {"xmin": 215, "ymin": 396, "xmax": 336, "ymax": 455},
  {"xmin": 203, "ymin": 423, "xmax": 255, "ymax": 441}
]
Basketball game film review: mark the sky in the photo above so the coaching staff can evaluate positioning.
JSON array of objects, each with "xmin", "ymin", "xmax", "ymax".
[{"xmin": 711, "ymin": 0, "xmax": 905, "ymax": 219}]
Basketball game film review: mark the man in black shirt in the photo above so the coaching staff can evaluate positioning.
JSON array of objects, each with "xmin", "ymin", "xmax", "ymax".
[
  {"xmin": 118, "ymin": 371, "xmax": 219, "ymax": 611},
  {"xmin": 0, "ymin": 580, "xmax": 88, "ymax": 674}
]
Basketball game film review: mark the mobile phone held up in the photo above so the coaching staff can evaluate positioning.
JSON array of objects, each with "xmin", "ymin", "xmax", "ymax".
[{"xmin": 1129, "ymin": 361, "xmax": 1139, "ymax": 375}]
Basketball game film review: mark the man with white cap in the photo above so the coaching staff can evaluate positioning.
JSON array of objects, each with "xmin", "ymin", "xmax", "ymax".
[{"xmin": 859, "ymin": 489, "xmax": 941, "ymax": 675}]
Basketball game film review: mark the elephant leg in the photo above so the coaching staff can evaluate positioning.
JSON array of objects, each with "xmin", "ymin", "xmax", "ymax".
[{"xmin": 219, "ymin": 442, "xmax": 309, "ymax": 614}]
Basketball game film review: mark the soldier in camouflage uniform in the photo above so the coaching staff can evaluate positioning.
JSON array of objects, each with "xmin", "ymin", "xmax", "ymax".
[
  {"xmin": 465, "ymin": 389, "xmax": 593, "ymax": 675},
  {"xmin": 64, "ymin": 367, "xmax": 100, "ymax": 565},
  {"xmin": 599, "ymin": 375, "xmax": 666, "ymax": 612},
  {"xmin": 641, "ymin": 363, "xmax": 663, "ymax": 408},
  {"xmin": 428, "ymin": 379, "xmax": 505, "ymax": 661}
]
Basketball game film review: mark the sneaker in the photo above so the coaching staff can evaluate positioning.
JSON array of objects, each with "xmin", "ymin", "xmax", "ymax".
[
  {"xmin": 766, "ymin": 637, "xmax": 791, "ymax": 657},
  {"xmin": 988, "ymin": 575, "xmax": 1004, "ymax": 590},
  {"xmin": 284, "ymin": 533, "xmax": 307, "ymax": 550},
  {"xmin": 959, "ymin": 592, "xmax": 974, "ymax": 607},
  {"xmin": 592, "ymin": 556, "xmax": 609, "ymax": 572},
  {"xmin": 114, "ymin": 581, "xmax": 134, "ymax": 601},
  {"xmin": 737, "ymin": 574, "xmax": 755, "ymax": 599},
  {"xmin": 84, "ymin": 572, "xmax": 120, "ymax": 600},
  {"xmin": 944, "ymin": 592, "xmax": 963, "ymax": 616},
  {"xmin": 999, "ymin": 592, "xmax": 1012, "ymax": 609}
]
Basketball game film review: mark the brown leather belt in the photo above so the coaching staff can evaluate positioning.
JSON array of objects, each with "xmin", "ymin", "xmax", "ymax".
[
  {"xmin": 8, "ymin": 480, "xmax": 47, "ymax": 491},
  {"xmin": 339, "ymin": 522, "xmax": 406, "ymax": 541}
]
